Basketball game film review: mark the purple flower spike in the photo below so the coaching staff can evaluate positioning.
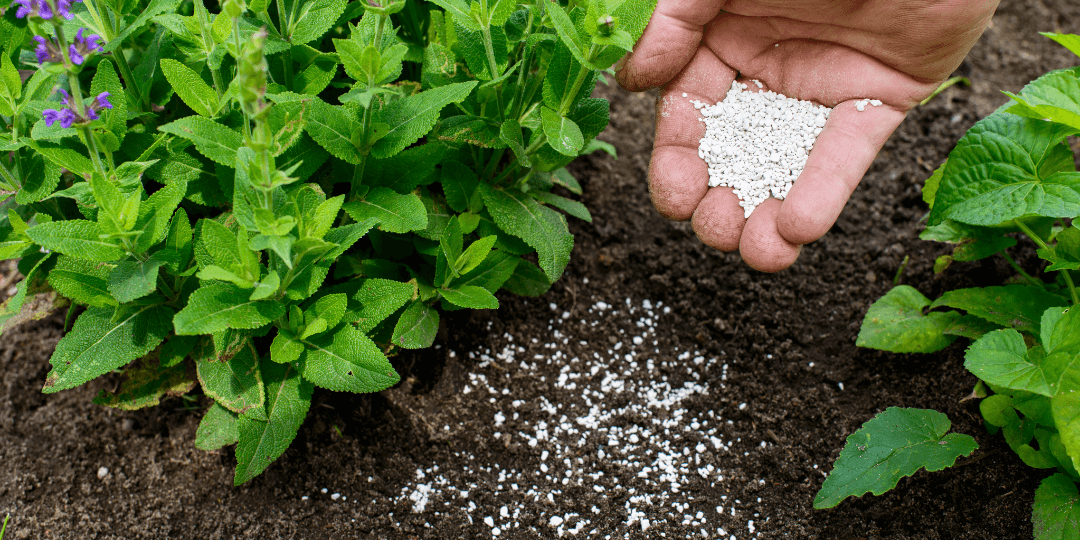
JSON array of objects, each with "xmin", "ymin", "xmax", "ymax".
[
  {"xmin": 12, "ymin": 0, "xmax": 52, "ymax": 19},
  {"xmin": 42, "ymin": 109, "xmax": 61, "ymax": 127},
  {"xmin": 56, "ymin": 0, "xmax": 74, "ymax": 19},
  {"xmin": 58, "ymin": 109, "xmax": 77, "ymax": 129},
  {"xmin": 68, "ymin": 28, "xmax": 104, "ymax": 66},
  {"xmin": 33, "ymin": 35, "xmax": 63, "ymax": 65},
  {"xmin": 95, "ymin": 92, "xmax": 112, "ymax": 110},
  {"xmin": 85, "ymin": 108, "xmax": 98, "ymax": 121},
  {"xmin": 67, "ymin": 44, "xmax": 84, "ymax": 65},
  {"xmin": 57, "ymin": 88, "xmax": 70, "ymax": 105}
]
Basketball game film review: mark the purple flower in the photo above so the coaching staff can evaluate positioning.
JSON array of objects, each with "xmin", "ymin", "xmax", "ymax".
[
  {"xmin": 95, "ymin": 92, "xmax": 111, "ymax": 110},
  {"xmin": 42, "ymin": 108, "xmax": 76, "ymax": 128},
  {"xmin": 68, "ymin": 28, "xmax": 102, "ymax": 66},
  {"xmin": 56, "ymin": 0, "xmax": 74, "ymax": 19},
  {"xmin": 33, "ymin": 36, "xmax": 63, "ymax": 65},
  {"xmin": 41, "ymin": 87, "xmax": 113, "ymax": 129},
  {"xmin": 85, "ymin": 108, "xmax": 98, "ymax": 121},
  {"xmin": 57, "ymin": 88, "xmax": 70, "ymax": 105},
  {"xmin": 12, "ymin": 0, "xmax": 52, "ymax": 19},
  {"xmin": 42, "ymin": 109, "xmax": 61, "ymax": 127}
]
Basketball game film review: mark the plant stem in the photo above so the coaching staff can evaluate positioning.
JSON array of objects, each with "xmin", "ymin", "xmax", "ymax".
[
  {"xmin": 1015, "ymin": 219, "xmax": 1080, "ymax": 304},
  {"xmin": 111, "ymin": 50, "xmax": 146, "ymax": 111},
  {"xmin": 233, "ymin": 16, "xmax": 253, "ymax": 143},
  {"xmin": 194, "ymin": 1, "xmax": 226, "ymax": 100},
  {"xmin": 350, "ymin": 14, "xmax": 389, "ymax": 200},
  {"xmin": 558, "ymin": 46, "xmax": 599, "ymax": 116},
  {"xmin": 1001, "ymin": 251, "xmax": 1043, "ymax": 289}
]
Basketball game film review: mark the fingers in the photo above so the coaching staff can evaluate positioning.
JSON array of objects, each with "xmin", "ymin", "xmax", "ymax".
[
  {"xmin": 691, "ymin": 187, "xmax": 743, "ymax": 252},
  {"xmin": 777, "ymin": 101, "xmax": 907, "ymax": 246},
  {"xmin": 648, "ymin": 47, "xmax": 736, "ymax": 221},
  {"xmin": 740, "ymin": 198, "xmax": 801, "ymax": 272},
  {"xmin": 616, "ymin": 0, "xmax": 727, "ymax": 91}
]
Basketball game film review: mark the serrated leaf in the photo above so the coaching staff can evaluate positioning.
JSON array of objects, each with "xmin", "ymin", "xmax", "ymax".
[
  {"xmin": 371, "ymin": 81, "xmax": 478, "ymax": 158},
  {"xmin": 1004, "ymin": 69, "xmax": 1080, "ymax": 131},
  {"xmin": 271, "ymin": 332, "xmax": 305, "ymax": 364},
  {"xmin": 90, "ymin": 59, "xmax": 127, "ymax": 148},
  {"xmin": 428, "ymin": 0, "xmax": 479, "ymax": 30},
  {"xmin": 1039, "ymin": 226, "xmax": 1080, "ymax": 271},
  {"xmin": 342, "ymin": 187, "xmax": 427, "ymax": 233},
  {"xmin": 302, "ymin": 293, "xmax": 347, "ymax": 338},
  {"xmin": 546, "ymin": 4, "xmax": 592, "ymax": 69},
  {"xmin": 500, "ymin": 118, "xmax": 528, "ymax": 166},
  {"xmin": 26, "ymin": 220, "xmax": 126, "ymax": 262},
  {"xmin": 541, "ymin": 106, "xmax": 584, "ymax": 156},
  {"xmin": 813, "ymin": 407, "xmax": 978, "ymax": 509},
  {"xmin": 108, "ymin": 257, "xmax": 167, "ymax": 303},
  {"xmin": 174, "ymin": 282, "xmax": 285, "ymax": 335},
  {"xmin": 304, "ymin": 97, "xmax": 363, "ymax": 163},
  {"xmin": 197, "ymin": 339, "xmax": 265, "ymax": 415},
  {"xmin": 234, "ymin": 358, "xmax": 312, "ymax": 485},
  {"xmin": 392, "ymin": 300, "xmax": 438, "ymax": 349},
  {"xmin": 42, "ymin": 305, "xmax": 172, "ymax": 393},
  {"xmin": 158, "ymin": 116, "xmax": 243, "ymax": 166},
  {"xmin": 47, "ymin": 256, "xmax": 115, "ymax": 308},
  {"xmin": 1052, "ymin": 391, "xmax": 1080, "ymax": 479},
  {"xmin": 365, "ymin": 143, "xmax": 448, "ymax": 194},
  {"xmin": 16, "ymin": 153, "xmax": 60, "ymax": 205},
  {"xmin": 452, "ymin": 249, "xmax": 519, "ymax": 293},
  {"xmin": 856, "ymin": 286, "xmax": 962, "ymax": 353},
  {"xmin": 25, "ymin": 140, "xmax": 94, "ymax": 179},
  {"xmin": 134, "ymin": 179, "xmax": 187, "ymax": 253},
  {"xmin": 478, "ymin": 184, "xmax": 573, "ymax": 283},
  {"xmin": 531, "ymin": 191, "xmax": 592, "ymax": 222},
  {"xmin": 289, "ymin": 0, "xmax": 347, "ymax": 44},
  {"xmin": 965, "ymin": 329, "xmax": 1080, "ymax": 397},
  {"xmin": 1042, "ymin": 33, "xmax": 1080, "ymax": 57},
  {"xmin": 569, "ymin": 97, "xmax": 609, "ymax": 142},
  {"xmin": 160, "ymin": 59, "xmax": 218, "ymax": 117},
  {"xmin": 440, "ymin": 284, "xmax": 498, "ymax": 309},
  {"xmin": 930, "ymin": 285, "xmax": 1069, "ymax": 335},
  {"xmin": 93, "ymin": 357, "xmax": 195, "ymax": 410},
  {"xmin": 0, "ymin": 52, "xmax": 18, "ymax": 116},
  {"xmin": 942, "ymin": 313, "xmax": 1002, "ymax": 340},
  {"xmin": 352, "ymin": 278, "xmax": 414, "ymax": 333},
  {"xmin": 195, "ymin": 402, "xmax": 239, "ymax": 450},
  {"xmin": 1034, "ymin": 473, "xmax": 1080, "ymax": 540},
  {"xmin": 299, "ymin": 324, "xmax": 399, "ymax": 392}
]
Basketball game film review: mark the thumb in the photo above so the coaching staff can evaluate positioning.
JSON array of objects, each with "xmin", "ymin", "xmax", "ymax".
[{"xmin": 616, "ymin": 0, "xmax": 727, "ymax": 91}]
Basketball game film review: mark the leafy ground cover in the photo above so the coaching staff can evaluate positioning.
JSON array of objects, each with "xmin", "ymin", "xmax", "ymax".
[{"xmin": 2, "ymin": 0, "xmax": 1080, "ymax": 538}]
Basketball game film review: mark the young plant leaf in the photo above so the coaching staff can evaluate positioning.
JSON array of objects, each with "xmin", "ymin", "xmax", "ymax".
[
  {"xmin": 25, "ymin": 220, "xmax": 126, "ymax": 262},
  {"xmin": 1052, "ymin": 392, "xmax": 1080, "ymax": 488},
  {"xmin": 392, "ymin": 300, "xmax": 438, "ymax": 349},
  {"xmin": 299, "ymin": 325, "xmax": 400, "ymax": 392},
  {"xmin": 302, "ymin": 97, "xmax": 363, "ymax": 163},
  {"xmin": 288, "ymin": 0, "xmax": 347, "ymax": 44},
  {"xmin": 108, "ymin": 257, "xmax": 168, "ymax": 303},
  {"xmin": 42, "ymin": 304, "xmax": 173, "ymax": 393},
  {"xmin": 856, "ymin": 285, "xmax": 962, "ymax": 353},
  {"xmin": 1004, "ymin": 69, "xmax": 1080, "ymax": 131},
  {"xmin": 930, "ymin": 285, "xmax": 1069, "ymax": 335},
  {"xmin": 501, "ymin": 258, "xmax": 551, "ymax": 296},
  {"xmin": 46, "ymin": 256, "xmax": 116, "ymax": 308},
  {"xmin": 1038, "ymin": 226, "xmax": 1080, "ymax": 271},
  {"xmin": 541, "ymin": 106, "xmax": 585, "ymax": 156},
  {"xmin": 813, "ymin": 407, "xmax": 978, "ymax": 509},
  {"xmin": 196, "ymin": 339, "xmax": 265, "ymax": 415},
  {"xmin": 478, "ymin": 184, "xmax": 573, "ymax": 283},
  {"xmin": 452, "ymin": 249, "xmax": 519, "ymax": 293},
  {"xmin": 1033, "ymin": 473, "xmax": 1080, "ymax": 540},
  {"xmin": 427, "ymin": 0, "xmax": 480, "ymax": 30},
  {"xmin": 158, "ymin": 116, "xmax": 243, "ymax": 166},
  {"xmin": 160, "ymin": 58, "xmax": 218, "ymax": 117},
  {"xmin": 234, "ymin": 359, "xmax": 313, "ymax": 485},
  {"xmin": 371, "ymin": 81, "xmax": 478, "ymax": 158},
  {"xmin": 342, "ymin": 187, "xmax": 428, "ymax": 234},
  {"xmin": 174, "ymin": 282, "xmax": 286, "ymax": 335},
  {"xmin": 352, "ymin": 278, "xmax": 415, "ymax": 333},
  {"xmin": 965, "ymin": 329, "xmax": 1080, "ymax": 397},
  {"xmin": 92, "ymin": 357, "xmax": 195, "ymax": 411},
  {"xmin": 1041, "ymin": 33, "xmax": 1080, "ymax": 57},
  {"xmin": 195, "ymin": 402, "xmax": 240, "ymax": 451},
  {"xmin": 440, "ymin": 284, "xmax": 498, "ymax": 309}
]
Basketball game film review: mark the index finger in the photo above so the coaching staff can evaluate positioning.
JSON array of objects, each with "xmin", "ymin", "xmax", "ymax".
[{"xmin": 616, "ymin": 0, "xmax": 727, "ymax": 91}]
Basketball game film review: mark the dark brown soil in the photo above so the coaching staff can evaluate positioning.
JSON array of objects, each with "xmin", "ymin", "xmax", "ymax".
[{"xmin": 3, "ymin": 1, "xmax": 1080, "ymax": 538}]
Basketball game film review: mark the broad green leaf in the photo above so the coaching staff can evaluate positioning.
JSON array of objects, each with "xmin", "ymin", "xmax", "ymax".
[
  {"xmin": 352, "ymin": 278, "xmax": 415, "ymax": 333},
  {"xmin": 1034, "ymin": 473, "xmax": 1080, "ymax": 540},
  {"xmin": 371, "ymin": 81, "xmax": 478, "ymax": 158},
  {"xmin": 174, "ymin": 282, "xmax": 285, "ymax": 335},
  {"xmin": 16, "ymin": 153, "xmax": 61, "ymax": 205},
  {"xmin": 47, "ymin": 256, "xmax": 115, "ymax": 308},
  {"xmin": 456, "ymin": 235, "xmax": 498, "ymax": 275},
  {"xmin": 920, "ymin": 220, "xmax": 1016, "ymax": 268},
  {"xmin": 569, "ymin": 97, "xmax": 610, "ymax": 142},
  {"xmin": 501, "ymin": 258, "xmax": 550, "ymax": 296},
  {"xmin": 364, "ymin": 142, "xmax": 448, "ymax": 194},
  {"xmin": 427, "ymin": 0, "xmax": 479, "ymax": 30},
  {"xmin": 392, "ymin": 300, "xmax": 438, "ymax": 349},
  {"xmin": 1004, "ymin": 69, "xmax": 1080, "ymax": 131},
  {"xmin": 1042, "ymin": 306, "xmax": 1080, "ymax": 355},
  {"xmin": 1042, "ymin": 33, "xmax": 1080, "ymax": 57},
  {"xmin": 134, "ymin": 179, "xmax": 188, "ymax": 253},
  {"xmin": 196, "ymin": 339, "xmax": 265, "ymax": 415},
  {"xmin": 855, "ymin": 286, "xmax": 962, "ymax": 353},
  {"xmin": 453, "ymin": 249, "xmax": 519, "ymax": 293},
  {"xmin": 300, "ymin": 325, "xmax": 399, "ymax": 392},
  {"xmin": 285, "ymin": 221, "xmax": 376, "ymax": 301},
  {"xmin": 1052, "ymin": 391, "xmax": 1080, "ymax": 481},
  {"xmin": 92, "ymin": 358, "xmax": 194, "ymax": 410},
  {"xmin": 1039, "ymin": 226, "xmax": 1080, "ymax": 271},
  {"xmin": 541, "ymin": 106, "xmax": 584, "ymax": 156},
  {"xmin": 342, "ymin": 187, "xmax": 427, "ymax": 233},
  {"xmin": 500, "ymin": 118, "xmax": 528, "ymax": 166},
  {"xmin": 531, "ymin": 191, "xmax": 592, "ymax": 222},
  {"xmin": 167, "ymin": 208, "xmax": 194, "ymax": 270},
  {"xmin": 26, "ymin": 220, "xmax": 126, "ymax": 262},
  {"xmin": 89, "ymin": 59, "xmax": 127, "ymax": 148},
  {"xmin": 289, "ymin": 0, "xmax": 347, "ymax": 44},
  {"xmin": 478, "ymin": 184, "xmax": 573, "ymax": 282},
  {"xmin": 160, "ymin": 335, "xmax": 199, "ymax": 368},
  {"xmin": 927, "ymin": 113, "xmax": 1080, "ymax": 227},
  {"xmin": 160, "ymin": 58, "xmax": 218, "ymax": 117},
  {"xmin": 303, "ymin": 97, "xmax": 363, "ymax": 163},
  {"xmin": 942, "ymin": 314, "xmax": 1002, "ymax": 340},
  {"xmin": 813, "ymin": 407, "xmax": 978, "ymax": 509},
  {"xmin": 440, "ymin": 284, "xmax": 498, "ymax": 309},
  {"xmin": 302, "ymin": 293, "xmax": 347, "ymax": 339},
  {"xmin": 271, "ymin": 332, "xmax": 305, "ymax": 364},
  {"xmin": 158, "ymin": 116, "xmax": 243, "ymax": 166},
  {"xmin": 108, "ymin": 257, "xmax": 167, "ymax": 303},
  {"xmin": 234, "ymin": 359, "xmax": 312, "ymax": 485},
  {"xmin": 25, "ymin": 140, "xmax": 94, "ymax": 179},
  {"xmin": 0, "ymin": 53, "xmax": 18, "ymax": 116},
  {"xmin": 546, "ymin": 4, "xmax": 592, "ymax": 69},
  {"xmin": 435, "ymin": 115, "xmax": 504, "ymax": 147},
  {"xmin": 195, "ymin": 402, "xmax": 239, "ymax": 451},
  {"xmin": 592, "ymin": 0, "xmax": 657, "ymax": 68},
  {"xmin": 441, "ymin": 159, "xmax": 481, "ymax": 213},
  {"xmin": 930, "ymin": 285, "xmax": 1069, "ymax": 335},
  {"xmin": 980, "ymin": 393, "xmax": 1020, "ymax": 427},
  {"xmin": 963, "ymin": 329, "xmax": 1080, "ymax": 397},
  {"xmin": 42, "ymin": 305, "xmax": 173, "ymax": 393}
]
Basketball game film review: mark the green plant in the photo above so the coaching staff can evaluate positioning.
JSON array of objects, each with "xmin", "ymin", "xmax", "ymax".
[
  {"xmin": 0, "ymin": 0, "xmax": 655, "ymax": 484},
  {"xmin": 815, "ymin": 33, "xmax": 1080, "ymax": 538}
]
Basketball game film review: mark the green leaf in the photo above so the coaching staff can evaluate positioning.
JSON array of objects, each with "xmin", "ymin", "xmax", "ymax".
[
  {"xmin": 25, "ymin": 140, "xmax": 95, "ymax": 179},
  {"xmin": 106, "ymin": 0, "xmax": 181, "ymax": 52},
  {"xmin": 569, "ymin": 97, "xmax": 610, "ymax": 142},
  {"xmin": 441, "ymin": 159, "xmax": 481, "ymax": 213},
  {"xmin": 196, "ymin": 339, "xmax": 265, "ymax": 415},
  {"xmin": 927, "ymin": 113, "xmax": 1080, "ymax": 227},
  {"xmin": 965, "ymin": 329, "xmax": 1080, "ymax": 397},
  {"xmin": 980, "ymin": 393, "xmax": 1020, "ymax": 427},
  {"xmin": 365, "ymin": 143, "xmax": 448, "ymax": 194},
  {"xmin": 920, "ymin": 220, "xmax": 1016, "ymax": 267},
  {"xmin": 270, "ymin": 332, "xmax": 305, "ymax": 364},
  {"xmin": 289, "ymin": 0, "xmax": 347, "ymax": 44},
  {"xmin": 546, "ymin": 4, "xmax": 592, "ymax": 69},
  {"xmin": 16, "ymin": 153, "xmax": 61, "ymax": 205},
  {"xmin": 942, "ymin": 314, "xmax": 1002, "ymax": 340},
  {"xmin": 1034, "ymin": 473, "xmax": 1080, "ymax": 540},
  {"xmin": 435, "ymin": 115, "xmax": 504, "ymax": 147},
  {"xmin": 501, "ymin": 258, "xmax": 550, "ymax": 296},
  {"xmin": 371, "ymin": 81, "xmax": 478, "ymax": 158},
  {"xmin": 92, "ymin": 357, "xmax": 194, "ymax": 410},
  {"xmin": 930, "ymin": 285, "xmax": 1069, "ymax": 335},
  {"xmin": 813, "ymin": 407, "xmax": 978, "ymax": 509},
  {"xmin": 301, "ymin": 293, "xmax": 347, "ymax": 339},
  {"xmin": 856, "ymin": 286, "xmax": 963, "ymax": 353},
  {"xmin": 352, "ymin": 278, "xmax": 415, "ymax": 333},
  {"xmin": 108, "ymin": 257, "xmax": 167, "ymax": 303},
  {"xmin": 160, "ymin": 59, "xmax": 218, "ymax": 117},
  {"xmin": 134, "ymin": 179, "xmax": 188, "ymax": 253},
  {"xmin": 26, "ymin": 220, "xmax": 126, "ymax": 262},
  {"xmin": 234, "ymin": 359, "xmax": 312, "ymax": 485},
  {"xmin": 478, "ymin": 184, "xmax": 573, "ymax": 283},
  {"xmin": 299, "ymin": 325, "xmax": 399, "ymax": 392},
  {"xmin": 174, "ymin": 282, "xmax": 285, "ymax": 335},
  {"xmin": 46, "ymin": 256, "xmax": 116, "ymax": 308},
  {"xmin": 342, "ymin": 187, "xmax": 428, "ymax": 233},
  {"xmin": 1042, "ymin": 306, "xmax": 1080, "ymax": 355},
  {"xmin": 500, "ymin": 118, "xmax": 528, "ymax": 166},
  {"xmin": 392, "ymin": 300, "xmax": 438, "ymax": 349},
  {"xmin": 0, "ymin": 52, "xmax": 19, "ymax": 116},
  {"xmin": 531, "ymin": 191, "xmax": 592, "ymax": 222},
  {"xmin": 1039, "ymin": 226, "xmax": 1080, "ymax": 271},
  {"xmin": 90, "ymin": 59, "xmax": 127, "ymax": 149},
  {"xmin": 42, "ymin": 304, "xmax": 173, "ymax": 393},
  {"xmin": 1042, "ymin": 33, "xmax": 1080, "ymax": 57},
  {"xmin": 303, "ymin": 96, "xmax": 363, "ymax": 163},
  {"xmin": 1052, "ymin": 391, "xmax": 1080, "ymax": 484},
  {"xmin": 456, "ymin": 235, "xmax": 497, "ymax": 275},
  {"xmin": 441, "ymin": 284, "xmax": 498, "ymax": 309},
  {"xmin": 1004, "ymin": 69, "xmax": 1080, "ymax": 131},
  {"xmin": 158, "ymin": 116, "xmax": 244, "ymax": 166},
  {"xmin": 541, "ymin": 106, "xmax": 584, "ymax": 156},
  {"xmin": 452, "ymin": 249, "xmax": 519, "ymax": 293},
  {"xmin": 428, "ymin": 0, "xmax": 479, "ymax": 30},
  {"xmin": 195, "ymin": 402, "xmax": 239, "ymax": 451}
]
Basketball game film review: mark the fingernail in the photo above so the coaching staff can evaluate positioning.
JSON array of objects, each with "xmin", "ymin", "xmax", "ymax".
[{"xmin": 614, "ymin": 53, "xmax": 630, "ymax": 73}]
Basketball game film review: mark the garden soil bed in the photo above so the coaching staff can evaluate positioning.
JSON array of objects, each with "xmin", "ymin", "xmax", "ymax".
[{"xmin": 3, "ymin": 1, "xmax": 1080, "ymax": 538}]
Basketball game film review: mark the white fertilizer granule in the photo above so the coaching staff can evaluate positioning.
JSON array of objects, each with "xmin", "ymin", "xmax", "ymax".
[{"xmin": 691, "ymin": 80, "xmax": 832, "ymax": 218}]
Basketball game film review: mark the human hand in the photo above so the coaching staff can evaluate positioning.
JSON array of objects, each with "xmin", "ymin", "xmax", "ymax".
[{"xmin": 616, "ymin": 0, "xmax": 1000, "ymax": 272}]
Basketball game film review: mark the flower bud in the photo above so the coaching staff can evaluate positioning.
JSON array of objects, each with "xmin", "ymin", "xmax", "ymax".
[
  {"xmin": 238, "ymin": 28, "xmax": 269, "ymax": 120},
  {"xmin": 596, "ymin": 15, "xmax": 616, "ymax": 37}
]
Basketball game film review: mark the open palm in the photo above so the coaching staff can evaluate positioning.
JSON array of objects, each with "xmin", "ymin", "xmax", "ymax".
[{"xmin": 616, "ymin": 0, "xmax": 1000, "ymax": 271}]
